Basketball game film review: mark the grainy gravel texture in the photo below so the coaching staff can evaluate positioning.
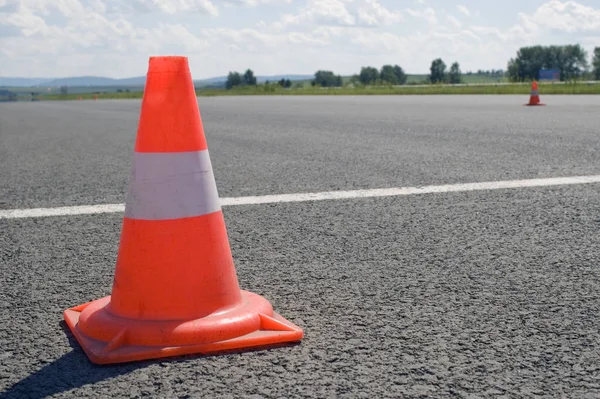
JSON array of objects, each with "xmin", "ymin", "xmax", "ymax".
[
  {"xmin": 1, "ymin": 95, "xmax": 600, "ymax": 209},
  {"xmin": 1, "ymin": 95, "xmax": 600, "ymax": 398}
]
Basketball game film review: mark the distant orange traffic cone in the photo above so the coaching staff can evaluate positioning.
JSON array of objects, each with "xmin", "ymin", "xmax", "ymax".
[
  {"xmin": 63, "ymin": 56, "xmax": 303, "ymax": 365},
  {"xmin": 525, "ymin": 81, "xmax": 545, "ymax": 106}
]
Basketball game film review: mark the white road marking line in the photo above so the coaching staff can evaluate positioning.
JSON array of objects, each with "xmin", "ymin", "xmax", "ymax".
[{"xmin": 2, "ymin": 175, "xmax": 600, "ymax": 220}]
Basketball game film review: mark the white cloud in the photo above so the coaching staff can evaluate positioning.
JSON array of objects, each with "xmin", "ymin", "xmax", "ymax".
[
  {"xmin": 276, "ymin": 0, "xmax": 356, "ymax": 28},
  {"xmin": 275, "ymin": 0, "xmax": 402, "ymax": 29},
  {"xmin": 0, "ymin": 0, "xmax": 599, "ymax": 79},
  {"xmin": 405, "ymin": 6, "xmax": 437, "ymax": 25},
  {"xmin": 356, "ymin": 0, "xmax": 403, "ymax": 26},
  {"xmin": 523, "ymin": 0, "xmax": 600, "ymax": 33},
  {"xmin": 447, "ymin": 15, "xmax": 461, "ymax": 28},
  {"xmin": 0, "ymin": 1, "xmax": 202, "ymax": 57},
  {"xmin": 0, "ymin": 11, "xmax": 51, "ymax": 38},
  {"xmin": 456, "ymin": 5, "xmax": 470, "ymax": 17},
  {"xmin": 134, "ymin": 0, "xmax": 219, "ymax": 15},
  {"xmin": 223, "ymin": 0, "xmax": 292, "ymax": 6}
]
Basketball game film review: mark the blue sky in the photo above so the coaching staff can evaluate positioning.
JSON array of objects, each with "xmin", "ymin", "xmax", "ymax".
[{"xmin": 1, "ymin": 0, "xmax": 599, "ymax": 79}]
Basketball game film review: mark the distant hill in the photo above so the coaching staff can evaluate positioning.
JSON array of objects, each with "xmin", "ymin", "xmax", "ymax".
[
  {"xmin": 0, "ymin": 74, "xmax": 315, "ymax": 88},
  {"xmin": 0, "ymin": 77, "xmax": 56, "ymax": 87}
]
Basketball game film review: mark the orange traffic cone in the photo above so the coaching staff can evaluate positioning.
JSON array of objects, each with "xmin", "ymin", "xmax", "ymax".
[
  {"xmin": 63, "ymin": 56, "xmax": 303, "ymax": 365},
  {"xmin": 525, "ymin": 81, "xmax": 545, "ymax": 106}
]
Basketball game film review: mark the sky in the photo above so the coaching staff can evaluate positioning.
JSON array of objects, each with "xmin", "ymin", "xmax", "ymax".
[{"xmin": 0, "ymin": 0, "xmax": 599, "ymax": 79}]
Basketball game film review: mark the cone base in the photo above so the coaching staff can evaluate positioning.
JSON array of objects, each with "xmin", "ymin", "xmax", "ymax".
[
  {"xmin": 524, "ymin": 103, "xmax": 546, "ymax": 106},
  {"xmin": 63, "ymin": 291, "xmax": 303, "ymax": 365},
  {"xmin": 525, "ymin": 95, "xmax": 545, "ymax": 106}
]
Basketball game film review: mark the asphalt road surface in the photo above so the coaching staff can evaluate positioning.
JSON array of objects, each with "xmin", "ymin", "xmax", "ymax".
[{"xmin": 1, "ymin": 95, "xmax": 599, "ymax": 398}]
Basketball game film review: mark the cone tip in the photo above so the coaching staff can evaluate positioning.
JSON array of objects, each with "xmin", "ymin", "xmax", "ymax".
[{"xmin": 147, "ymin": 56, "xmax": 190, "ymax": 74}]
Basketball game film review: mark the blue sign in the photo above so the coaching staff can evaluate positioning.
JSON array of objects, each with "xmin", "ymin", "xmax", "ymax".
[{"xmin": 539, "ymin": 69, "xmax": 560, "ymax": 81}]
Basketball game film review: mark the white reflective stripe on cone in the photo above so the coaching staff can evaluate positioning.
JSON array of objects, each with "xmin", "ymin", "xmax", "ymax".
[
  {"xmin": 124, "ymin": 150, "xmax": 221, "ymax": 220},
  {"xmin": 531, "ymin": 90, "xmax": 539, "ymax": 96}
]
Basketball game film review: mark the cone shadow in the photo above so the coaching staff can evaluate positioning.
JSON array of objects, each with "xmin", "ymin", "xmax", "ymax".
[
  {"xmin": 2, "ymin": 321, "xmax": 301, "ymax": 398},
  {"xmin": 1, "ymin": 321, "xmax": 146, "ymax": 399}
]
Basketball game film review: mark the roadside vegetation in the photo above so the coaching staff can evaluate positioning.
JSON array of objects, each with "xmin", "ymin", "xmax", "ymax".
[
  {"xmin": 3, "ymin": 44, "xmax": 600, "ymax": 101},
  {"xmin": 222, "ymin": 44, "xmax": 596, "ymax": 90},
  {"xmin": 35, "ymin": 81, "xmax": 600, "ymax": 101}
]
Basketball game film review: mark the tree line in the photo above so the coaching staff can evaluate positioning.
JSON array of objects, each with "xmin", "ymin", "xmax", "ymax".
[
  {"xmin": 506, "ymin": 44, "xmax": 599, "ymax": 82},
  {"xmin": 224, "ymin": 44, "xmax": 600, "ymax": 90},
  {"xmin": 225, "ymin": 69, "xmax": 257, "ymax": 89},
  {"xmin": 225, "ymin": 68, "xmax": 296, "ymax": 89},
  {"xmin": 310, "ymin": 59, "xmax": 463, "ymax": 87}
]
